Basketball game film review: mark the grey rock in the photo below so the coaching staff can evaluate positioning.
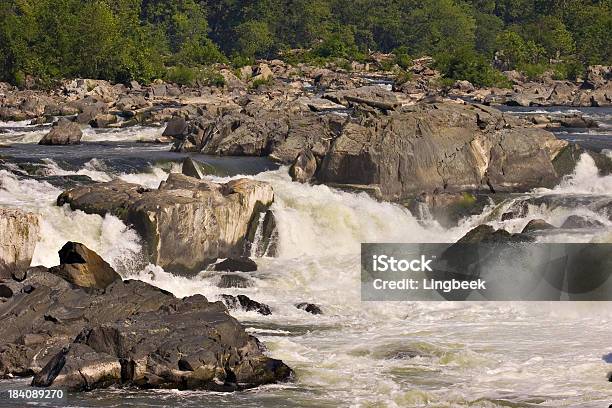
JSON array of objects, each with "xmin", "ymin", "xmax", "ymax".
[
  {"xmin": 57, "ymin": 175, "xmax": 273, "ymax": 275},
  {"xmin": 38, "ymin": 118, "xmax": 83, "ymax": 145},
  {"xmin": 561, "ymin": 215, "xmax": 604, "ymax": 229},
  {"xmin": 0, "ymin": 266, "xmax": 291, "ymax": 390},
  {"xmin": 0, "ymin": 208, "xmax": 40, "ymax": 280}
]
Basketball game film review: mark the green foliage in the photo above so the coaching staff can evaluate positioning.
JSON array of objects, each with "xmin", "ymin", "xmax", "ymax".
[
  {"xmin": 0, "ymin": 0, "xmax": 610, "ymax": 86},
  {"xmin": 165, "ymin": 65, "xmax": 226, "ymax": 87},
  {"xmin": 235, "ymin": 20, "xmax": 274, "ymax": 58},
  {"xmin": 436, "ymin": 48, "xmax": 511, "ymax": 88}
]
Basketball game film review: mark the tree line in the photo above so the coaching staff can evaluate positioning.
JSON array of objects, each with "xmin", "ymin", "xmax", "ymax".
[{"xmin": 0, "ymin": 0, "xmax": 610, "ymax": 87}]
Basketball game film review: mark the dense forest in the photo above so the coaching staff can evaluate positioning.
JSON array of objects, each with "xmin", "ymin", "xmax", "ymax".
[{"xmin": 0, "ymin": 0, "xmax": 610, "ymax": 87}]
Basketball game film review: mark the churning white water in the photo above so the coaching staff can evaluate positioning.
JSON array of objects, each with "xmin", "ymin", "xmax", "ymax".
[{"xmin": 1, "ymin": 123, "xmax": 611, "ymax": 406}]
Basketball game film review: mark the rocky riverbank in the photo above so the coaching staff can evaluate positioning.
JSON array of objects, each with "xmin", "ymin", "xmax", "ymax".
[{"xmin": 0, "ymin": 208, "xmax": 292, "ymax": 392}]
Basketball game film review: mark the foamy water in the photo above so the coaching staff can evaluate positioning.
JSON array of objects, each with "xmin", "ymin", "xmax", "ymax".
[{"xmin": 0, "ymin": 120, "xmax": 611, "ymax": 407}]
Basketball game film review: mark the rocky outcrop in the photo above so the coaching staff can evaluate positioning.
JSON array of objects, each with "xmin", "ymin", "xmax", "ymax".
[
  {"xmin": 48, "ymin": 242, "xmax": 121, "ymax": 289},
  {"xmin": 38, "ymin": 118, "xmax": 83, "ymax": 145},
  {"xmin": 0, "ymin": 208, "xmax": 40, "ymax": 280},
  {"xmin": 0, "ymin": 260, "xmax": 291, "ymax": 390},
  {"xmin": 316, "ymin": 102, "xmax": 566, "ymax": 200},
  {"xmin": 57, "ymin": 174, "xmax": 274, "ymax": 274}
]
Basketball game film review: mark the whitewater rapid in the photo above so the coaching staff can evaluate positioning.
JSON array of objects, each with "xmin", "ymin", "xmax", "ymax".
[{"xmin": 0, "ymin": 130, "xmax": 611, "ymax": 406}]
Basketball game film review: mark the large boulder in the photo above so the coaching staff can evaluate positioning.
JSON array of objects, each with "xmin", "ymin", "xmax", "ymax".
[
  {"xmin": 0, "ymin": 208, "xmax": 40, "ymax": 280},
  {"xmin": 38, "ymin": 118, "xmax": 83, "ymax": 145},
  {"xmin": 57, "ymin": 174, "xmax": 274, "ymax": 275},
  {"xmin": 49, "ymin": 242, "xmax": 121, "ymax": 289},
  {"xmin": 0, "ymin": 266, "xmax": 291, "ymax": 390},
  {"xmin": 316, "ymin": 103, "xmax": 566, "ymax": 200}
]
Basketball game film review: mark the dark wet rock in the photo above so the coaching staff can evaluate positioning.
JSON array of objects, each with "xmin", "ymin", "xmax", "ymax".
[
  {"xmin": 522, "ymin": 219, "xmax": 556, "ymax": 233},
  {"xmin": 38, "ymin": 118, "xmax": 83, "ymax": 145},
  {"xmin": 0, "ymin": 263, "xmax": 291, "ymax": 390},
  {"xmin": 561, "ymin": 215, "xmax": 604, "ymax": 229},
  {"xmin": 501, "ymin": 212, "xmax": 515, "ymax": 221},
  {"xmin": 57, "ymin": 175, "xmax": 273, "ymax": 275},
  {"xmin": 295, "ymin": 303, "xmax": 323, "ymax": 315},
  {"xmin": 48, "ymin": 242, "xmax": 121, "ymax": 289},
  {"xmin": 181, "ymin": 157, "xmax": 217, "ymax": 179},
  {"xmin": 0, "ymin": 284, "xmax": 13, "ymax": 298},
  {"xmin": 30, "ymin": 293, "xmax": 291, "ymax": 391},
  {"xmin": 289, "ymin": 149, "xmax": 317, "ymax": 183},
  {"xmin": 0, "ymin": 208, "xmax": 40, "ymax": 280},
  {"xmin": 457, "ymin": 224, "xmax": 534, "ymax": 244},
  {"xmin": 213, "ymin": 257, "xmax": 258, "ymax": 272},
  {"xmin": 218, "ymin": 274, "xmax": 253, "ymax": 288},
  {"xmin": 220, "ymin": 294, "xmax": 271, "ymax": 315}
]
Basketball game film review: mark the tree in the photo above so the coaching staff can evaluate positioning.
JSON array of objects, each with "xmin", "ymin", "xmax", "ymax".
[{"xmin": 235, "ymin": 20, "xmax": 274, "ymax": 58}]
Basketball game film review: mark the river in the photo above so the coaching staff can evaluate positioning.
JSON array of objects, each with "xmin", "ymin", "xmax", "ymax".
[{"xmin": 0, "ymin": 107, "xmax": 611, "ymax": 407}]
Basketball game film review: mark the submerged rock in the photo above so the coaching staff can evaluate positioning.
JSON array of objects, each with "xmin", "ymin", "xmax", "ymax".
[
  {"xmin": 49, "ymin": 242, "xmax": 121, "ymax": 289},
  {"xmin": 522, "ymin": 219, "xmax": 556, "ymax": 234},
  {"xmin": 38, "ymin": 118, "xmax": 82, "ymax": 145},
  {"xmin": 213, "ymin": 257, "xmax": 258, "ymax": 272},
  {"xmin": 0, "ymin": 208, "xmax": 40, "ymax": 280},
  {"xmin": 181, "ymin": 157, "xmax": 217, "ymax": 179},
  {"xmin": 295, "ymin": 303, "xmax": 323, "ymax": 315},
  {"xmin": 57, "ymin": 174, "xmax": 274, "ymax": 275},
  {"xmin": 221, "ymin": 294, "xmax": 271, "ymax": 315},
  {"xmin": 218, "ymin": 274, "xmax": 253, "ymax": 288},
  {"xmin": 561, "ymin": 215, "xmax": 604, "ymax": 229}
]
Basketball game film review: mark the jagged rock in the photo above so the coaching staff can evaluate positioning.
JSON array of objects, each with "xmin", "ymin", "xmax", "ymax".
[
  {"xmin": 561, "ymin": 215, "xmax": 604, "ymax": 229},
  {"xmin": 220, "ymin": 294, "xmax": 271, "ymax": 315},
  {"xmin": 38, "ymin": 118, "xmax": 83, "ymax": 145},
  {"xmin": 162, "ymin": 117, "xmax": 188, "ymax": 138},
  {"xmin": 57, "ymin": 175, "xmax": 274, "ymax": 275},
  {"xmin": 48, "ymin": 242, "xmax": 121, "ymax": 289},
  {"xmin": 218, "ymin": 274, "xmax": 253, "ymax": 288},
  {"xmin": 0, "ymin": 266, "xmax": 291, "ymax": 390},
  {"xmin": 213, "ymin": 257, "xmax": 258, "ymax": 272},
  {"xmin": 317, "ymin": 103, "xmax": 565, "ymax": 200},
  {"xmin": 0, "ymin": 208, "xmax": 40, "ymax": 280},
  {"xmin": 295, "ymin": 303, "xmax": 323, "ymax": 315},
  {"xmin": 289, "ymin": 149, "xmax": 317, "ymax": 183},
  {"xmin": 323, "ymin": 85, "xmax": 403, "ymax": 110},
  {"xmin": 522, "ymin": 219, "xmax": 556, "ymax": 233}
]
